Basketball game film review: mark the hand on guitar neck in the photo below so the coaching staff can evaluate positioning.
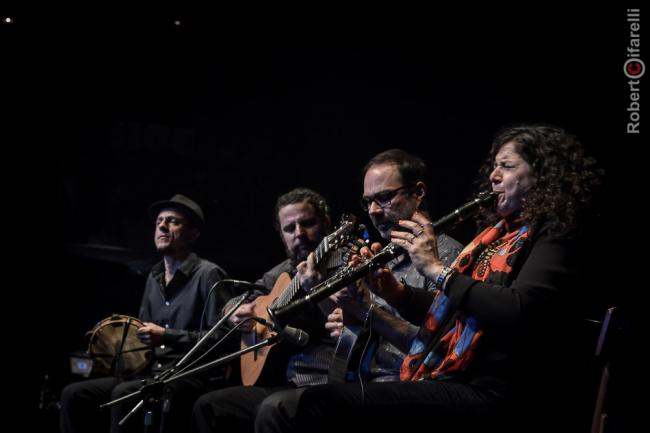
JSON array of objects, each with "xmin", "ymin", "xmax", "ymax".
[{"xmin": 296, "ymin": 251, "xmax": 324, "ymax": 292}]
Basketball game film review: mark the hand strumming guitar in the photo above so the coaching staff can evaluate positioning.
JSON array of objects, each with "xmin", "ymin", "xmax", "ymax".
[{"xmin": 229, "ymin": 301, "xmax": 257, "ymax": 333}]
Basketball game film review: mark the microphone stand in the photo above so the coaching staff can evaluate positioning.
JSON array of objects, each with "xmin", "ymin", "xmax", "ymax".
[
  {"xmin": 103, "ymin": 328, "xmax": 283, "ymax": 429},
  {"xmin": 102, "ymin": 289, "xmax": 253, "ymax": 431},
  {"xmin": 101, "ymin": 322, "xmax": 294, "ymax": 432},
  {"xmin": 161, "ymin": 333, "xmax": 283, "ymax": 382},
  {"xmin": 161, "ymin": 305, "xmax": 307, "ymax": 383}
]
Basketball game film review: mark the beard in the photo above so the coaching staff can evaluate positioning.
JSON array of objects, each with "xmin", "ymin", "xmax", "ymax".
[
  {"xmin": 288, "ymin": 241, "xmax": 318, "ymax": 265},
  {"xmin": 371, "ymin": 215, "xmax": 398, "ymax": 240}
]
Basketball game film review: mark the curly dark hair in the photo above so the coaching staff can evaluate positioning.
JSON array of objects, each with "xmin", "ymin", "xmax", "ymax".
[
  {"xmin": 274, "ymin": 187, "xmax": 331, "ymax": 232},
  {"xmin": 475, "ymin": 124, "xmax": 602, "ymax": 234}
]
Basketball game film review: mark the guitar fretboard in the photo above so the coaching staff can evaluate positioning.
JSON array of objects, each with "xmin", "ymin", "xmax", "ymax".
[{"xmin": 271, "ymin": 247, "xmax": 345, "ymax": 308}]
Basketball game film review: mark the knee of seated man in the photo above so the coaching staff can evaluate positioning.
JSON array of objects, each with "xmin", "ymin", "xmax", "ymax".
[
  {"xmin": 111, "ymin": 379, "xmax": 143, "ymax": 399},
  {"xmin": 255, "ymin": 389, "xmax": 303, "ymax": 431},
  {"xmin": 62, "ymin": 379, "xmax": 112, "ymax": 403},
  {"xmin": 298, "ymin": 384, "xmax": 345, "ymax": 410},
  {"xmin": 257, "ymin": 390, "xmax": 292, "ymax": 417},
  {"xmin": 192, "ymin": 392, "xmax": 214, "ymax": 413},
  {"xmin": 60, "ymin": 382, "xmax": 82, "ymax": 404}
]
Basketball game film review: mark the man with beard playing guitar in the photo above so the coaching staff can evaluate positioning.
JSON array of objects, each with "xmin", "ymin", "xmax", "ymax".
[{"xmin": 191, "ymin": 187, "xmax": 351, "ymax": 433}]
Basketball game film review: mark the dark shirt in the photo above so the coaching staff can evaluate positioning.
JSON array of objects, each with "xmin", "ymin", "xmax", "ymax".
[
  {"xmin": 254, "ymin": 259, "xmax": 294, "ymax": 292},
  {"xmin": 139, "ymin": 252, "xmax": 228, "ymax": 370}
]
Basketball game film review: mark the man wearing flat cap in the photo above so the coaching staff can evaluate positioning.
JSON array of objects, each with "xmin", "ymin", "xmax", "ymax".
[{"xmin": 60, "ymin": 194, "xmax": 230, "ymax": 433}]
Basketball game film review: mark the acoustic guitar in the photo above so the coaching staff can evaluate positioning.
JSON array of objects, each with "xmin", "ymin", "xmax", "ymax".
[{"xmin": 240, "ymin": 215, "xmax": 362, "ymax": 385}]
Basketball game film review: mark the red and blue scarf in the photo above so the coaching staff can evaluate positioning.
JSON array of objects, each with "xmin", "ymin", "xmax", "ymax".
[{"xmin": 400, "ymin": 219, "xmax": 530, "ymax": 381}]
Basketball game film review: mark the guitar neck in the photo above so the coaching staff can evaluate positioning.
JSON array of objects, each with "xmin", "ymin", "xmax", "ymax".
[
  {"xmin": 272, "ymin": 240, "xmax": 341, "ymax": 309},
  {"xmin": 274, "ymin": 275, "xmax": 301, "ymax": 308}
]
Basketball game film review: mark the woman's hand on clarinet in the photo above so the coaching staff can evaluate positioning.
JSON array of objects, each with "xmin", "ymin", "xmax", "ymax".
[{"xmin": 391, "ymin": 211, "xmax": 446, "ymax": 281}]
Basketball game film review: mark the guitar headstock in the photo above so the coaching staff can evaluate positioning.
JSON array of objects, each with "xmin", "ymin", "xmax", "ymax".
[
  {"xmin": 315, "ymin": 214, "xmax": 368, "ymax": 265},
  {"xmin": 328, "ymin": 215, "xmax": 369, "ymax": 260},
  {"xmin": 324, "ymin": 214, "xmax": 356, "ymax": 250}
]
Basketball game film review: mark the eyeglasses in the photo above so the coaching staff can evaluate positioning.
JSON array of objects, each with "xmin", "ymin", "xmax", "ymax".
[{"xmin": 360, "ymin": 186, "xmax": 410, "ymax": 212}]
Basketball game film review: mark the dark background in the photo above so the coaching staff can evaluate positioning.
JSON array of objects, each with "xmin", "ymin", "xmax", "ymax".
[{"xmin": 3, "ymin": 6, "xmax": 637, "ymax": 431}]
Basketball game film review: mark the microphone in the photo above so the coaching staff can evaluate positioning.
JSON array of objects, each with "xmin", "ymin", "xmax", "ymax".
[
  {"xmin": 251, "ymin": 316, "xmax": 276, "ymax": 328},
  {"xmin": 199, "ymin": 279, "xmax": 267, "ymax": 335},
  {"xmin": 281, "ymin": 326, "xmax": 310, "ymax": 347},
  {"xmin": 222, "ymin": 279, "xmax": 268, "ymax": 293},
  {"xmin": 271, "ymin": 191, "xmax": 499, "ymax": 323},
  {"xmin": 250, "ymin": 316, "xmax": 310, "ymax": 347}
]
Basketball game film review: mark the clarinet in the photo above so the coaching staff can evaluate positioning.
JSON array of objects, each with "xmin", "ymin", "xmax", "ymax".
[{"xmin": 271, "ymin": 191, "xmax": 498, "ymax": 324}]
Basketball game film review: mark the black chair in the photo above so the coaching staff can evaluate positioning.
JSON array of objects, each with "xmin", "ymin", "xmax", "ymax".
[{"xmin": 589, "ymin": 306, "xmax": 616, "ymax": 433}]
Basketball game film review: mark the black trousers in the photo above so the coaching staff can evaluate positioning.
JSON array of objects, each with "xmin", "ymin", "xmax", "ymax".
[
  {"xmin": 191, "ymin": 384, "xmax": 303, "ymax": 433},
  {"xmin": 60, "ymin": 375, "xmax": 211, "ymax": 433},
  {"xmin": 268, "ymin": 381, "xmax": 507, "ymax": 433}
]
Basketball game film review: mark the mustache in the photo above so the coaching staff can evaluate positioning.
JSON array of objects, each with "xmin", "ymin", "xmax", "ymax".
[{"xmin": 289, "ymin": 242, "xmax": 317, "ymax": 263}]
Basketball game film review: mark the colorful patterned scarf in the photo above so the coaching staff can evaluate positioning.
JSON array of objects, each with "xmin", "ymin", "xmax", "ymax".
[{"xmin": 400, "ymin": 219, "xmax": 530, "ymax": 381}]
